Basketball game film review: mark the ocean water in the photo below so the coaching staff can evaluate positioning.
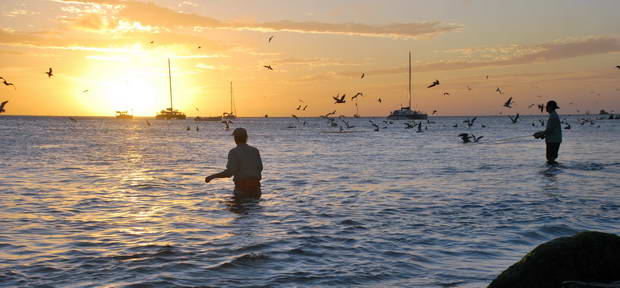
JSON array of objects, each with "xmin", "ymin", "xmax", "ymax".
[{"xmin": 1, "ymin": 114, "xmax": 619, "ymax": 287}]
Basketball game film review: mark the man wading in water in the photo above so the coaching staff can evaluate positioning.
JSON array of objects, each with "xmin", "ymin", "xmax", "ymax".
[
  {"xmin": 533, "ymin": 100, "xmax": 562, "ymax": 165},
  {"xmin": 205, "ymin": 128, "xmax": 263, "ymax": 199}
]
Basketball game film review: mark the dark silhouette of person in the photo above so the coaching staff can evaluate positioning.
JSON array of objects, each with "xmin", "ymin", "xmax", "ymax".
[
  {"xmin": 533, "ymin": 100, "xmax": 562, "ymax": 165},
  {"xmin": 205, "ymin": 128, "xmax": 263, "ymax": 199}
]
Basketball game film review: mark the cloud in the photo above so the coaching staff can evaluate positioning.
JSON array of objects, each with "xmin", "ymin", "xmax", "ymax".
[
  {"xmin": 363, "ymin": 36, "xmax": 620, "ymax": 75},
  {"xmin": 57, "ymin": 0, "xmax": 461, "ymax": 39}
]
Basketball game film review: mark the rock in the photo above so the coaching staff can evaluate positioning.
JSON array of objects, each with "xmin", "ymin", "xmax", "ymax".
[
  {"xmin": 489, "ymin": 231, "xmax": 620, "ymax": 288},
  {"xmin": 562, "ymin": 280, "xmax": 620, "ymax": 288}
]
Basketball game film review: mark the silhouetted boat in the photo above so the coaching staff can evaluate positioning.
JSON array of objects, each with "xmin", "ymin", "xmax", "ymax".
[
  {"xmin": 156, "ymin": 58, "xmax": 186, "ymax": 120},
  {"xmin": 194, "ymin": 115, "xmax": 222, "ymax": 121},
  {"xmin": 222, "ymin": 81, "xmax": 237, "ymax": 120},
  {"xmin": 115, "ymin": 110, "xmax": 133, "ymax": 119},
  {"xmin": 387, "ymin": 52, "xmax": 427, "ymax": 120}
]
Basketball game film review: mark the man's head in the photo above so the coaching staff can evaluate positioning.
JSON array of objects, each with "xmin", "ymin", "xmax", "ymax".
[
  {"xmin": 232, "ymin": 127, "xmax": 248, "ymax": 144},
  {"xmin": 546, "ymin": 100, "xmax": 559, "ymax": 113}
]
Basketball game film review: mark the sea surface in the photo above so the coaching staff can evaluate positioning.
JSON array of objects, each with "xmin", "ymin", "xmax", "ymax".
[{"xmin": 1, "ymin": 114, "xmax": 620, "ymax": 287}]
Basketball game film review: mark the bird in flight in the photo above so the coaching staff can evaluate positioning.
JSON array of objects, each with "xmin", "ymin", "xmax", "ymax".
[
  {"xmin": 0, "ymin": 100, "xmax": 8, "ymax": 113},
  {"xmin": 263, "ymin": 65, "xmax": 273, "ymax": 70},
  {"xmin": 616, "ymin": 65, "xmax": 620, "ymax": 69},
  {"xmin": 361, "ymin": 72, "xmax": 365, "ymax": 79},
  {"xmin": 45, "ymin": 68, "xmax": 53, "ymax": 78},
  {"xmin": 377, "ymin": 98, "xmax": 382, "ymax": 103},
  {"xmin": 432, "ymin": 110, "xmax": 437, "ymax": 115},
  {"xmin": 0, "ymin": 77, "xmax": 16, "ymax": 89},
  {"xmin": 427, "ymin": 80, "xmax": 440, "ymax": 88},
  {"xmin": 443, "ymin": 92, "xmax": 450, "ymax": 96},
  {"xmin": 302, "ymin": 105, "xmax": 308, "ymax": 111},
  {"xmin": 464, "ymin": 117, "xmax": 477, "ymax": 128},
  {"xmin": 333, "ymin": 93, "xmax": 346, "ymax": 104},
  {"xmin": 150, "ymin": 40, "xmax": 154, "ymax": 44},
  {"xmin": 82, "ymin": 89, "xmax": 89, "ymax": 93},
  {"xmin": 459, "ymin": 133, "xmax": 483, "ymax": 143},
  {"xmin": 503, "ymin": 97, "xmax": 513, "ymax": 108},
  {"xmin": 496, "ymin": 87, "xmax": 503, "ymax": 95},
  {"xmin": 537, "ymin": 104, "xmax": 545, "ymax": 113},
  {"xmin": 268, "ymin": 36, "xmax": 274, "ymax": 43},
  {"xmin": 509, "ymin": 113, "xmax": 520, "ymax": 124},
  {"xmin": 351, "ymin": 92, "xmax": 363, "ymax": 100},
  {"xmin": 296, "ymin": 104, "xmax": 302, "ymax": 110},
  {"xmin": 197, "ymin": 46, "xmax": 201, "ymax": 49},
  {"xmin": 321, "ymin": 110, "xmax": 337, "ymax": 118}
]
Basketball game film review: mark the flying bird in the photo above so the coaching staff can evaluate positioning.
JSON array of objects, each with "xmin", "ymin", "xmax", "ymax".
[
  {"xmin": 351, "ymin": 92, "xmax": 363, "ymax": 100},
  {"xmin": 1, "ymin": 77, "xmax": 16, "ymax": 89},
  {"xmin": 296, "ymin": 104, "xmax": 302, "ymax": 110},
  {"xmin": 82, "ymin": 89, "xmax": 89, "ymax": 93},
  {"xmin": 197, "ymin": 46, "xmax": 201, "ymax": 49},
  {"xmin": 302, "ymin": 105, "xmax": 308, "ymax": 111},
  {"xmin": 427, "ymin": 79, "xmax": 440, "ymax": 88},
  {"xmin": 443, "ymin": 92, "xmax": 450, "ymax": 96},
  {"xmin": 432, "ymin": 110, "xmax": 437, "ymax": 115},
  {"xmin": 503, "ymin": 97, "xmax": 513, "ymax": 108},
  {"xmin": 467, "ymin": 85, "xmax": 472, "ymax": 91},
  {"xmin": 509, "ymin": 113, "xmax": 520, "ymax": 124},
  {"xmin": 321, "ymin": 110, "xmax": 337, "ymax": 118},
  {"xmin": 268, "ymin": 36, "xmax": 274, "ymax": 43},
  {"xmin": 377, "ymin": 98, "xmax": 382, "ymax": 103},
  {"xmin": 369, "ymin": 120, "xmax": 380, "ymax": 131},
  {"xmin": 361, "ymin": 72, "xmax": 365, "ymax": 79},
  {"xmin": 146, "ymin": 120, "xmax": 151, "ymax": 126},
  {"xmin": 263, "ymin": 65, "xmax": 273, "ymax": 70},
  {"xmin": 464, "ymin": 117, "xmax": 477, "ymax": 128},
  {"xmin": 0, "ymin": 100, "xmax": 8, "ymax": 113},
  {"xmin": 537, "ymin": 104, "xmax": 545, "ymax": 113},
  {"xmin": 496, "ymin": 87, "xmax": 503, "ymax": 95},
  {"xmin": 616, "ymin": 65, "xmax": 620, "ymax": 69},
  {"xmin": 333, "ymin": 93, "xmax": 346, "ymax": 104},
  {"xmin": 45, "ymin": 68, "xmax": 53, "ymax": 78}
]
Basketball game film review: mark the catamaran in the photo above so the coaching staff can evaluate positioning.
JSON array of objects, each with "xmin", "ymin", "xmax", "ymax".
[
  {"xmin": 222, "ymin": 81, "xmax": 237, "ymax": 120},
  {"xmin": 387, "ymin": 52, "xmax": 427, "ymax": 120},
  {"xmin": 156, "ymin": 58, "xmax": 186, "ymax": 120}
]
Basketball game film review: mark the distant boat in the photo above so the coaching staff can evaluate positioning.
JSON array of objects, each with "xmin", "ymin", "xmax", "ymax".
[
  {"xmin": 194, "ymin": 115, "xmax": 221, "ymax": 121},
  {"xmin": 387, "ymin": 52, "xmax": 427, "ymax": 120},
  {"xmin": 115, "ymin": 110, "xmax": 133, "ymax": 119},
  {"xmin": 222, "ymin": 81, "xmax": 237, "ymax": 120},
  {"xmin": 156, "ymin": 58, "xmax": 186, "ymax": 120}
]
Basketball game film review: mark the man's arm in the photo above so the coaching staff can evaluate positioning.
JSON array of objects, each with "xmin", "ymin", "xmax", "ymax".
[{"xmin": 205, "ymin": 150, "xmax": 237, "ymax": 183}]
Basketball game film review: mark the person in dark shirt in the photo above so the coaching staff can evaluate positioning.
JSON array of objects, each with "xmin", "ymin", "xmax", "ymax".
[
  {"xmin": 533, "ymin": 100, "xmax": 562, "ymax": 165},
  {"xmin": 205, "ymin": 128, "xmax": 263, "ymax": 199}
]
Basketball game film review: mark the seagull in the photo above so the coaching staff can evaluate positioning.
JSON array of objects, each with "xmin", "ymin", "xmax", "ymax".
[
  {"xmin": 342, "ymin": 119, "xmax": 354, "ymax": 129},
  {"xmin": 509, "ymin": 113, "xmax": 519, "ymax": 124},
  {"xmin": 616, "ymin": 65, "xmax": 620, "ymax": 69},
  {"xmin": 302, "ymin": 105, "xmax": 308, "ymax": 111},
  {"xmin": 471, "ymin": 134, "xmax": 483, "ymax": 143},
  {"xmin": 496, "ymin": 87, "xmax": 503, "ymax": 95},
  {"xmin": 1, "ymin": 77, "xmax": 16, "ymax": 89},
  {"xmin": 0, "ymin": 100, "xmax": 8, "ymax": 113},
  {"xmin": 427, "ymin": 79, "xmax": 440, "ymax": 88},
  {"xmin": 369, "ymin": 120, "xmax": 380, "ymax": 131},
  {"xmin": 537, "ymin": 104, "xmax": 545, "ymax": 113},
  {"xmin": 45, "ymin": 68, "xmax": 53, "ymax": 78},
  {"xmin": 377, "ymin": 98, "xmax": 382, "ymax": 103},
  {"xmin": 404, "ymin": 121, "xmax": 415, "ymax": 129},
  {"xmin": 464, "ymin": 117, "xmax": 477, "ymax": 128},
  {"xmin": 296, "ymin": 104, "xmax": 302, "ymax": 110},
  {"xmin": 268, "ymin": 36, "xmax": 274, "ymax": 43},
  {"xmin": 292, "ymin": 114, "xmax": 300, "ymax": 121},
  {"xmin": 443, "ymin": 92, "xmax": 450, "ymax": 96},
  {"xmin": 432, "ymin": 110, "xmax": 437, "ymax": 115},
  {"xmin": 333, "ymin": 93, "xmax": 346, "ymax": 104},
  {"xmin": 503, "ymin": 97, "xmax": 513, "ymax": 108},
  {"xmin": 351, "ymin": 92, "xmax": 363, "ymax": 100},
  {"xmin": 458, "ymin": 133, "xmax": 472, "ymax": 143},
  {"xmin": 564, "ymin": 123, "xmax": 571, "ymax": 129},
  {"xmin": 361, "ymin": 72, "xmax": 365, "ymax": 79},
  {"xmin": 263, "ymin": 65, "xmax": 273, "ymax": 70},
  {"xmin": 321, "ymin": 110, "xmax": 337, "ymax": 118},
  {"xmin": 82, "ymin": 89, "xmax": 89, "ymax": 93}
]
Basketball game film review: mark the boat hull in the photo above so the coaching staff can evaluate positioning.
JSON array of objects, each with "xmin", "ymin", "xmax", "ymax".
[
  {"xmin": 194, "ymin": 116, "xmax": 221, "ymax": 121},
  {"xmin": 387, "ymin": 114, "xmax": 427, "ymax": 120}
]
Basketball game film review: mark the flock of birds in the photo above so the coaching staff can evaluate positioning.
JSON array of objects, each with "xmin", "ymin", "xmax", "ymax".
[{"xmin": 2, "ymin": 38, "xmax": 620, "ymax": 144}]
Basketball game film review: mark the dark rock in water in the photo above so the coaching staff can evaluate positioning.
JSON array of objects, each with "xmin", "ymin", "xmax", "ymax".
[
  {"xmin": 489, "ymin": 231, "xmax": 620, "ymax": 288},
  {"xmin": 562, "ymin": 280, "xmax": 620, "ymax": 288}
]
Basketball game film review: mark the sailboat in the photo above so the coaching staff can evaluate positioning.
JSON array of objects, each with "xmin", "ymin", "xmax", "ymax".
[
  {"xmin": 222, "ymin": 81, "xmax": 237, "ymax": 120},
  {"xmin": 387, "ymin": 51, "xmax": 427, "ymax": 120},
  {"xmin": 156, "ymin": 58, "xmax": 186, "ymax": 120}
]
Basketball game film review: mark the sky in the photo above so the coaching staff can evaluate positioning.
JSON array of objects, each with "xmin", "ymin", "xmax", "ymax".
[{"xmin": 1, "ymin": 0, "xmax": 619, "ymax": 117}]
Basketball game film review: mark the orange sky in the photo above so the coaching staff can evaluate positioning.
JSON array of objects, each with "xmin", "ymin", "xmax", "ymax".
[{"xmin": 1, "ymin": 0, "xmax": 619, "ymax": 117}]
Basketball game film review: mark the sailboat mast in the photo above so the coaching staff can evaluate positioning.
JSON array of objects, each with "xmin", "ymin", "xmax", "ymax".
[
  {"xmin": 230, "ymin": 81, "xmax": 233, "ymax": 115},
  {"xmin": 168, "ymin": 58, "xmax": 173, "ymax": 110},
  {"xmin": 408, "ymin": 51, "xmax": 412, "ymax": 108}
]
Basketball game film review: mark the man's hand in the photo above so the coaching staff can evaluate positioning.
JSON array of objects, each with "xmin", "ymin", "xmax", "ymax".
[{"xmin": 533, "ymin": 131, "xmax": 545, "ymax": 139}]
